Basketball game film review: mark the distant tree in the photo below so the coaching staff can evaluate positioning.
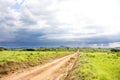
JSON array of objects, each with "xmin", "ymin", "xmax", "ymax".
[
  {"xmin": 0, "ymin": 48, "xmax": 3, "ymax": 51},
  {"xmin": 0, "ymin": 47, "xmax": 8, "ymax": 51},
  {"xmin": 24, "ymin": 48, "xmax": 35, "ymax": 51},
  {"xmin": 111, "ymin": 48, "xmax": 120, "ymax": 52}
]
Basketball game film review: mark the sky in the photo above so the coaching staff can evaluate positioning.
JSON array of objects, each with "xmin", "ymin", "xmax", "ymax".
[{"xmin": 0, "ymin": 0, "xmax": 120, "ymax": 48}]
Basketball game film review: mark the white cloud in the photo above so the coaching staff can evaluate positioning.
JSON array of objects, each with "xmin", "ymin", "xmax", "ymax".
[
  {"xmin": 109, "ymin": 42, "xmax": 120, "ymax": 48},
  {"xmin": 56, "ymin": 0, "xmax": 120, "ymax": 35},
  {"xmin": 0, "ymin": 0, "xmax": 120, "ymax": 47},
  {"xmin": 18, "ymin": 0, "xmax": 120, "ymax": 36}
]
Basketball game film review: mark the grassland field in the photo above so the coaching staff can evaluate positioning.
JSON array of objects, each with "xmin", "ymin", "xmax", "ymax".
[
  {"xmin": 0, "ymin": 48, "xmax": 120, "ymax": 80},
  {"xmin": 0, "ymin": 49, "xmax": 74, "ymax": 77},
  {"xmin": 72, "ymin": 49, "xmax": 120, "ymax": 80}
]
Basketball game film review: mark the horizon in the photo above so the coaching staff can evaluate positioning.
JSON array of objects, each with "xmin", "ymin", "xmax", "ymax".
[{"xmin": 0, "ymin": 0, "xmax": 120, "ymax": 48}]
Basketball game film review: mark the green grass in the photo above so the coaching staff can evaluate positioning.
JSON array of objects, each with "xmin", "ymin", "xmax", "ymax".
[
  {"xmin": 72, "ymin": 52, "xmax": 120, "ymax": 80},
  {"xmin": 0, "ymin": 51, "xmax": 71, "ymax": 64},
  {"xmin": 0, "ymin": 51, "xmax": 73, "ymax": 76}
]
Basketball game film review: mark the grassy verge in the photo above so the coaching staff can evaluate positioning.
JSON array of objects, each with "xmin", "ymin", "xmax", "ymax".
[
  {"xmin": 0, "ymin": 51, "xmax": 73, "ymax": 77},
  {"xmin": 71, "ymin": 52, "xmax": 120, "ymax": 80}
]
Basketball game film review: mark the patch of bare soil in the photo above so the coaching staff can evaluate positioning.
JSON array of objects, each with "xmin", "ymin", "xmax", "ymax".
[{"xmin": 0, "ymin": 52, "xmax": 79, "ymax": 80}]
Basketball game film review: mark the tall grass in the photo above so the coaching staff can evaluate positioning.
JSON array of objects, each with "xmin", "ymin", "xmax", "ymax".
[
  {"xmin": 0, "ymin": 51, "xmax": 72, "ymax": 77},
  {"xmin": 72, "ymin": 52, "xmax": 120, "ymax": 80},
  {"xmin": 0, "ymin": 51, "xmax": 71, "ymax": 64}
]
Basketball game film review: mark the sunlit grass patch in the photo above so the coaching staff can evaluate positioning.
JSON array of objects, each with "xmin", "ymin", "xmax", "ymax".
[{"xmin": 72, "ymin": 52, "xmax": 120, "ymax": 80}]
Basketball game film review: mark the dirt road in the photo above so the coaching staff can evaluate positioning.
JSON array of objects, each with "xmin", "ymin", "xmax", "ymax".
[{"xmin": 0, "ymin": 51, "xmax": 79, "ymax": 80}]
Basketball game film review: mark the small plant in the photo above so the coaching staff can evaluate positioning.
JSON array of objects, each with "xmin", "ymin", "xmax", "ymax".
[{"xmin": 116, "ymin": 53, "xmax": 120, "ymax": 57}]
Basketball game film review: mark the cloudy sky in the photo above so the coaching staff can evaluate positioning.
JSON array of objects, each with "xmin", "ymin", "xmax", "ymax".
[{"xmin": 0, "ymin": 0, "xmax": 120, "ymax": 48}]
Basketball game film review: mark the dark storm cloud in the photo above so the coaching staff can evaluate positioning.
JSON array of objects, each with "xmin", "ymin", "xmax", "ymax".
[
  {"xmin": 85, "ymin": 34, "xmax": 120, "ymax": 44},
  {"xmin": 0, "ymin": 30, "xmax": 120, "ymax": 48},
  {"xmin": 13, "ymin": 29, "xmax": 44, "ymax": 42},
  {"xmin": 0, "ymin": 29, "xmax": 43, "ymax": 47},
  {"xmin": 71, "ymin": 33, "xmax": 120, "ymax": 47},
  {"xmin": 0, "ymin": 29, "xmax": 67, "ymax": 47}
]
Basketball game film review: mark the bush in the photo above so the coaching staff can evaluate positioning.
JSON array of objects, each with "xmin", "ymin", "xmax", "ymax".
[
  {"xmin": 111, "ymin": 48, "xmax": 120, "ymax": 52},
  {"xmin": 0, "ymin": 47, "xmax": 7, "ymax": 51},
  {"xmin": 116, "ymin": 53, "xmax": 120, "ymax": 57},
  {"xmin": 24, "ymin": 48, "xmax": 35, "ymax": 51}
]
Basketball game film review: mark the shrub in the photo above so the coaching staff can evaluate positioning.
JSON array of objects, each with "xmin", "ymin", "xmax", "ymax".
[
  {"xmin": 116, "ymin": 53, "xmax": 120, "ymax": 57},
  {"xmin": 24, "ymin": 48, "xmax": 35, "ymax": 51},
  {"xmin": 0, "ymin": 47, "xmax": 7, "ymax": 51},
  {"xmin": 111, "ymin": 48, "xmax": 120, "ymax": 52}
]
